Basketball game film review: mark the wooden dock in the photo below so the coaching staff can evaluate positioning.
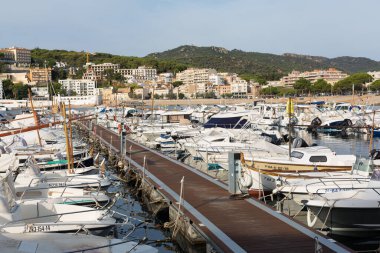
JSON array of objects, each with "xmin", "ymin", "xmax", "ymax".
[{"xmin": 84, "ymin": 122, "xmax": 351, "ymax": 253}]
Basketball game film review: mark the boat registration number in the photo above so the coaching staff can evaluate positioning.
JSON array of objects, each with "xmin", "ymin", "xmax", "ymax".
[
  {"xmin": 324, "ymin": 188, "xmax": 352, "ymax": 193},
  {"xmin": 25, "ymin": 225, "xmax": 51, "ymax": 232},
  {"xmin": 48, "ymin": 182, "xmax": 66, "ymax": 187}
]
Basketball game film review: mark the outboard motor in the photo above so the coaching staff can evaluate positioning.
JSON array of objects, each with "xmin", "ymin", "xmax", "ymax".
[
  {"xmin": 307, "ymin": 117, "xmax": 322, "ymax": 133},
  {"xmin": 292, "ymin": 137, "xmax": 309, "ymax": 148},
  {"xmin": 370, "ymin": 149, "xmax": 380, "ymax": 160}
]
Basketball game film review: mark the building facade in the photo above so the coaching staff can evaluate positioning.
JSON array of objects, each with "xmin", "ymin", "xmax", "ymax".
[
  {"xmin": 117, "ymin": 66, "xmax": 157, "ymax": 81},
  {"xmin": 280, "ymin": 68, "xmax": 348, "ymax": 86},
  {"xmin": 368, "ymin": 71, "xmax": 380, "ymax": 81},
  {"xmin": 86, "ymin": 63, "xmax": 120, "ymax": 77},
  {"xmin": 0, "ymin": 47, "xmax": 31, "ymax": 66},
  {"xmin": 28, "ymin": 67, "xmax": 52, "ymax": 84},
  {"xmin": 59, "ymin": 79, "xmax": 98, "ymax": 96},
  {"xmin": 176, "ymin": 68, "xmax": 217, "ymax": 86}
]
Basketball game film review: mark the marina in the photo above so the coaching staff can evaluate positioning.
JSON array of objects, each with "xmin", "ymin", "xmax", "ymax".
[{"xmin": 1, "ymin": 99, "xmax": 380, "ymax": 252}]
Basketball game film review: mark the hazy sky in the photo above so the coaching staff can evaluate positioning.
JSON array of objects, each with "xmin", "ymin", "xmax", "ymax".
[{"xmin": 1, "ymin": 0, "xmax": 380, "ymax": 60}]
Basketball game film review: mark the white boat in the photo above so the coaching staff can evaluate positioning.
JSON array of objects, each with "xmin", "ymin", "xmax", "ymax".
[
  {"xmin": 304, "ymin": 168, "xmax": 380, "ymax": 236},
  {"xmin": 274, "ymin": 157, "xmax": 372, "ymax": 205},
  {"xmin": 0, "ymin": 233, "xmax": 158, "ymax": 253},
  {"xmin": 15, "ymin": 158, "xmax": 111, "ymax": 189},
  {"xmin": 241, "ymin": 144, "xmax": 356, "ymax": 197},
  {"xmin": 0, "ymin": 173, "xmax": 116, "ymax": 234}
]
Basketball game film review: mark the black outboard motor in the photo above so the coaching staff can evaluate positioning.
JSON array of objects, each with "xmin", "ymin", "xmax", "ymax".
[
  {"xmin": 370, "ymin": 149, "xmax": 380, "ymax": 160},
  {"xmin": 307, "ymin": 117, "xmax": 322, "ymax": 133},
  {"xmin": 292, "ymin": 137, "xmax": 309, "ymax": 148}
]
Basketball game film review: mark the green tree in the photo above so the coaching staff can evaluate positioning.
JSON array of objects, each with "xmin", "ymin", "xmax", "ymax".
[
  {"xmin": 370, "ymin": 80, "xmax": 380, "ymax": 91},
  {"xmin": 2, "ymin": 79, "xmax": 14, "ymax": 98},
  {"xmin": 49, "ymin": 82, "xmax": 67, "ymax": 96},
  {"xmin": 166, "ymin": 91, "xmax": 177, "ymax": 99},
  {"xmin": 12, "ymin": 83, "xmax": 29, "ymax": 99},
  {"xmin": 172, "ymin": 81, "xmax": 183, "ymax": 88},
  {"xmin": 333, "ymin": 73, "xmax": 373, "ymax": 93},
  {"xmin": 311, "ymin": 79, "xmax": 332, "ymax": 94},
  {"xmin": 293, "ymin": 78, "xmax": 312, "ymax": 95},
  {"xmin": 260, "ymin": 86, "xmax": 279, "ymax": 95},
  {"xmin": 178, "ymin": 93, "xmax": 185, "ymax": 99}
]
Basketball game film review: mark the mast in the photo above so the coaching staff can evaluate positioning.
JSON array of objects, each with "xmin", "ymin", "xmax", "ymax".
[
  {"xmin": 287, "ymin": 97, "xmax": 293, "ymax": 160},
  {"xmin": 151, "ymin": 85, "xmax": 155, "ymax": 126},
  {"xmin": 61, "ymin": 103, "xmax": 73, "ymax": 174},
  {"xmin": 369, "ymin": 110, "xmax": 376, "ymax": 154},
  {"xmin": 28, "ymin": 88, "xmax": 42, "ymax": 147},
  {"xmin": 68, "ymin": 100, "xmax": 75, "ymax": 172}
]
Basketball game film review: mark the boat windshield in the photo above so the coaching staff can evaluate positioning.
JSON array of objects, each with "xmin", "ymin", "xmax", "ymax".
[{"xmin": 353, "ymin": 158, "xmax": 373, "ymax": 174}]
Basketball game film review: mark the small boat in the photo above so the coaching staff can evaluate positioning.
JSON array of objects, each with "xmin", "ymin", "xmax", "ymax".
[
  {"xmin": 0, "ymin": 233, "xmax": 158, "ymax": 253},
  {"xmin": 304, "ymin": 168, "xmax": 380, "ymax": 237},
  {"xmin": 0, "ymin": 174, "xmax": 116, "ymax": 234},
  {"xmin": 241, "ymin": 144, "xmax": 356, "ymax": 197}
]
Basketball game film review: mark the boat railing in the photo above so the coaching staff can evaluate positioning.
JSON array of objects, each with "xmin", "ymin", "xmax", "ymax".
[
  {"xmin": 24, "ymin": 175, "xmax": 103, "ymax": 193},
  {"xmin": 304, "ymin": 178, "xmax": 370, "ymax": 194},
  {"xmin": 18, "ymin": 181, "xmax": 103, "ymax": 202}
]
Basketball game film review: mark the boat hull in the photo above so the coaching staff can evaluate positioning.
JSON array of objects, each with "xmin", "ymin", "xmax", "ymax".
[{"xmin": 308, "ymin": 205, "xmax": 380, "ymax": 237}]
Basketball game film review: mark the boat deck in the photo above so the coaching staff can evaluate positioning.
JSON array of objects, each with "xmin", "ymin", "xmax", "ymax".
[{"xmin": 84, "ymin": 122, "xmax": 351, "ymax": 253}]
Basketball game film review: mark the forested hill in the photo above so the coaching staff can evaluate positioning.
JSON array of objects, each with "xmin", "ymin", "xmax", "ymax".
[
  {"xmin": 30, "ymin": 46, "xmax": 380, "ymax": 81},
  {"xmin": 147, "ymin": 45, "xmax": 380, "ymax": 80}
]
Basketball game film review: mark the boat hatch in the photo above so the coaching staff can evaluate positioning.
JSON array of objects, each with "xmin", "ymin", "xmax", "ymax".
[
  {"xmin": 309, "ymin": 156, "xmax": 327, "ymax": 162},
  {"xmin": 290, "ymin": 151, "xmax": 304, "ymax": 159}
]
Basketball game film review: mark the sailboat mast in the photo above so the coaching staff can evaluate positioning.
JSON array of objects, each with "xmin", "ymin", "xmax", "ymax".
[{"xmin": 28, "ymin": 88, "xmax": 42, "ymax": 147}]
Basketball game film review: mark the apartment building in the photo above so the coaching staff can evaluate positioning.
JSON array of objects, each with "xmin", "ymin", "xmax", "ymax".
[
  {"xmin": 28, "ymin": 67, "xmax": 52, "ymax": 84},
  {"xmin": 157, "ymin": 72, "xmax": 173, "ymax": 84},
  {"xmin": 231, "ymin": 77, "xmax": 248, "ymax": 95},
  {"xmin": 176, "ymin": 68, "xmax": 217, "ymax": 86},
  {"xmin": 213, "ymin": 85, "xmax": 231, "ymax": 96},
  {"xmin": 117, "ymin": 66, "xmax": 157, "ymax": 81},
  {"xmin": 0, "ymin": 47, "xmax": 31, "ymax": 66},
  {"xmin": 87, "ymin": 63, "xmax": 120, "ymax": 77},
  {"xmin": 368, "ymin": 71, "xmax": 380, "ymax": 81},
  {"xmin": 59, "ymin": 79, "xmax": 98, "ymax": 96},
  {"xmin": 196, "ymin": 83, "xmax": 214, "ymax": 94},
  {"xmin": 209, "ymin": 74, "xmax": 225, "ymax": 85},
  {"xmin": 281, "ymin": 68, "xmax": 348, "ymax": 86}
]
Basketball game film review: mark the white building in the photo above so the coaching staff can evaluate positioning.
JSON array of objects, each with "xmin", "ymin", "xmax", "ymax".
[
  {"xmin": 59, "ymin": 79, "xmax": 98, "ymax": 96},
  {"xmin": 157, "ymin": 73, "xmax": 173, "ymax": 84},
  {"xmin": 209, "ymin": 74, "xmax": 224, "ymax": 86},
  {"xmin": 31, "ymin": 86, "xmax": 49, "ymax": 97},
  {"xmin": 176, "ymin": 68, "xmax": 217, "ymax": 86},
  {"xmin": 117, "ymin": 66, "xmax": 157, "ymax": 81},
  {"xmin": 368, "ymin": 71, "xmax": 380, "ymax": 81},
  {"xmin": 231, "ymin": 78, "xmax": 248, "ymax": 96},
  {"xmin": 196, "ymin": 83, "xmax": 214, "ymax": 94},
  {"xmin": 89, "ymin": 63, "xmax": 120, "ymax": 75}
]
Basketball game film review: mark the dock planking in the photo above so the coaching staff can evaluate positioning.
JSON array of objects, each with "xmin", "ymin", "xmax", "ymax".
[{"xmin": 87, "ymin": 123, "xmax": 351, "ymax": 253}]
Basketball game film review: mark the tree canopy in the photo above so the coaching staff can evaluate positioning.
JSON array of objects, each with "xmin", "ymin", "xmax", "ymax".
[
  {"xmin": 333, "ymin": 73, "xmax": 373, "ymax": 93},
  {"xmin": 293, "ymin": 78, "xmax": 312, "ymax": 94},
  {"xmin": 370, "ymin": 80, "xmax": 380, "ymax": 91},
  {"xmin": 311, "ymin": 79, "xmax": 332, "ymax": 94}
]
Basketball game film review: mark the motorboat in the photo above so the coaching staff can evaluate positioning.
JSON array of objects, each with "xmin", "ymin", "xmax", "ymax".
[
  {"xmin": 0, "ymin": 233, "xmax": 157, "ymax": 253},
  {"xmin": 304, "ymin": 168, "xmax": 380, "ymax": 236},
  {"xmin": 0, "ymin": 173, "xmax": 116, "ymax": 234}
]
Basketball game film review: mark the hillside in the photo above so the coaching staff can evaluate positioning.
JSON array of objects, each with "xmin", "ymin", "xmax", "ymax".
[
  {"xmin": 30, "ymin": 46, "xmax": 380, "ymax": 82},
  {"xmin": 31, "ymin": 48, "xmax": 187, "ymax": 74},
  {"xmin": 147, "ymin": 45, "xmax": 380, "ymax": 80}
]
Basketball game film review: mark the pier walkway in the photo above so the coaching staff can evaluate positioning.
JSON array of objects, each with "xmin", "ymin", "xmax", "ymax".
[{"xmin": 84, "ymin": 122, "xmax": 351, "ymax": 253}]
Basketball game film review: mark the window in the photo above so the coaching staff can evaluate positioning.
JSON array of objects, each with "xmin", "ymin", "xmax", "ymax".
[
  {"xmin": 290, "ymin": 151, "xmax": 304, "ymax": 159},
  {"xmin": 309, "ymin": 156, "xmax": 327, "ymax": 162}
]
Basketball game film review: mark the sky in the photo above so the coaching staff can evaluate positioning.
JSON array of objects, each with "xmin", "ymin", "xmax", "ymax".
[{"xmin": 1, "ymin": 0, "xmax": 380, "ymax": 60}]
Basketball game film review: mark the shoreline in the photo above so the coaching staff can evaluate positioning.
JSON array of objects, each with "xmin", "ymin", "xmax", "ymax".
[{"xmin": 111, "ymin": 94, "xmax": 380, "ymax": 107}]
